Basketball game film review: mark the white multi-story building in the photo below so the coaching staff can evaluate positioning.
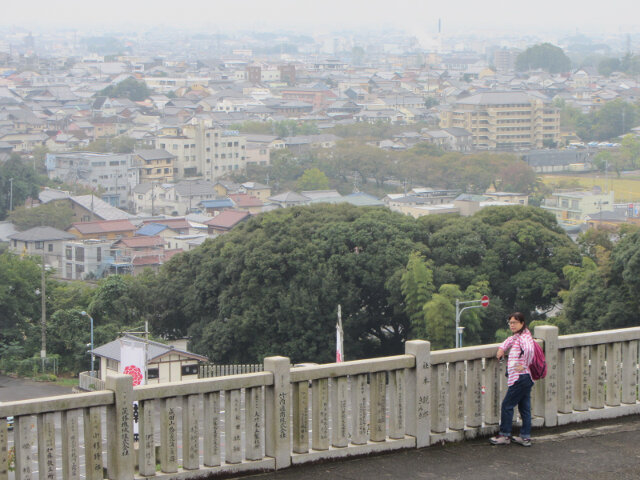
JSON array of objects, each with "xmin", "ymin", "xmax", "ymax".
[
  {"xmin": 155, "ymin": 123, "xmax": 247, "ymax": 181},
  {"xmin": 45, "ymin": 152, "xmax": 140, "ymax": 209}
]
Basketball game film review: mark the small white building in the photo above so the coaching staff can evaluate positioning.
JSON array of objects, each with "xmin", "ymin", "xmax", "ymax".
[{"xmin": 91, "ymin": 334, "xmax": 207, "ymax": 385}]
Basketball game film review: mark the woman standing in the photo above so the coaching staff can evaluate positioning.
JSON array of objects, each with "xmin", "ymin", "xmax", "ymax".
[{"xmin": 489, "ymin": 312, "xmax": 535, "ymax": 447}]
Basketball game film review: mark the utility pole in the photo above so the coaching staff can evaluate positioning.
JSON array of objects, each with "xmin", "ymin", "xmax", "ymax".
[
  {"xmin": 9, "ymin": 178, "xmax": 13, "ymax": 211},
  {"xmin": 40, "ymin": 249, "xmax": 47, "ymax": 362}
]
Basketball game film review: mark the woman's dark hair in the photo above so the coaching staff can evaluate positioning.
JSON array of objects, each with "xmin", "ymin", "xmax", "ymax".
[{"xmin": 508, "ymin": 312, "xmax": 527, "ymax": 333}]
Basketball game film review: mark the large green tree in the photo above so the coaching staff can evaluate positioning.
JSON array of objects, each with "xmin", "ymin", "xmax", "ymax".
[
  {"xmin": 516, "ymin": 43, "xmax": 571, "ymax": 73},
  {"xmin": 9, "ymin": 203, "xmax": 74, "ymax": 230},
  {"xmin": 154, "ymin": 204, "xmax": 426, "ymax": 363},
  {"xmin": 98, "ymin": 77, "xmax": 152, "ymax": 102},
  {"xmin": 0, "ymin": 154, "xmax": 43, "ymax": 220},
  {"xmin": 149, "ymin": 204, "xmax": 578, "ymax": 361}
]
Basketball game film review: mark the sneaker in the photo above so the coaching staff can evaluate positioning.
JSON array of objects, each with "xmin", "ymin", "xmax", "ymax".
[
  {"xmin": 489, "ymin": 434, "xmax": 511, "ymax": 445},
  {"xmin": 511, "ymin": 436, "xmax": 531, "ymax": 447}
]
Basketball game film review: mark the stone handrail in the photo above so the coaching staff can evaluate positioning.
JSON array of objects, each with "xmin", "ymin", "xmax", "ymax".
[
  {"xmin": 78, "ymin": 371, "xmax": 106, "ymax": 391},
  {"xmin": 0, "ymin": 325, "xmax": 638, "ymax": 480}
]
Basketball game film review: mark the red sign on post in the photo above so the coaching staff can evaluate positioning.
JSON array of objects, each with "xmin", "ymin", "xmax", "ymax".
[{"xmin": 481, "ymin": 295, "xmax": 490, "ymax": 307}]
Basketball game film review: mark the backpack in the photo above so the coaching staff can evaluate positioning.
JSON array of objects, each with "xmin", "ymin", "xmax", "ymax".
[{"xmin": 529, "ymin": 340, "xmax": 547, "ymax": 381}]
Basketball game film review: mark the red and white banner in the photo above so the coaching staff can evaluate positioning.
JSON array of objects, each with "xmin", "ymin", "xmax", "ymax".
[
  {"xmin": 336, "ymin": 305, "xmax": 344, "ymax": 363},
  {"xmin": 120, "ymin": 338, "xmax": 146, "ymax": 386}
]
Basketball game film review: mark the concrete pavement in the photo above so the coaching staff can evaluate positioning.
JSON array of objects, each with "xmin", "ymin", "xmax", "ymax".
[
  {"xmin": 245, "ymin": 417, "xmax": 640, "ymax": 480},
  {"xmin": 0, "ymin": 374, "xmax": 72, "ymax": 401}
]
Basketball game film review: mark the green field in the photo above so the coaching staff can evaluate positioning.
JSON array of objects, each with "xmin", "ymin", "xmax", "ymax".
[{"xmin": 541, "ymin": 173, "xmax": 640, "ymax": 203}]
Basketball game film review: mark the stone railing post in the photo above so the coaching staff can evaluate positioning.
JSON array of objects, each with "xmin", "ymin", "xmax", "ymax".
[
  {"xmin": 106, "ymin": 374, "xmax": 134, "ymax": 480},
  {"xmin": 405, "ymin": 340, "xmax": 431, "ymax": 448},
  {"xmin": 534, "ymin": 325, "xmax": 558, "ymax": 427},
  {"xmin": 264, "ymin": 356, "xmax": 291, "ymax": 469}
]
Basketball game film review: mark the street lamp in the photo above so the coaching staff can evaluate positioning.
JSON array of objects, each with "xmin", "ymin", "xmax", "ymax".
[
  {"xmin": 80, "ymin": 311, "xmax": 95, "ymax": 376},
  {"xmin": 455, "ymin": 296, "xmax": 490, "ymax": 348}
]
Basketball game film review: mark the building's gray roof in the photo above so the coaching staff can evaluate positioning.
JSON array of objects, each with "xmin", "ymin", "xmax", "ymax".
[
  {"xmin": 92, "ymin": 333, "xmax": 207, "ymax": 362},
  {"xmin": 71, "ymin": 195, "xmax": 134, "ymax": 220},
  {"xmin": 455, "ymin": 91, "xmax": 552, "ymax": 106},
  {"xmin": 0, "ymin": 221, "xmax": 19, "ymax": 242},
  {"xmin": 344, "ymin": 192, "xmax": 385, "ymax": 206},
  {"xmin": 268, "ymin": 191, "xmax": 309, "ymax": 203},
  {"xmin": 135, "ymin": 149, "xmax": 176, "ymax": 161},
  {"xmin": 175, "ymin": 181, "xmax": 216, "ymax": 197},
  {"xmin": 8, "ymin": 226, "xmax": 76, "ymax": 242}
]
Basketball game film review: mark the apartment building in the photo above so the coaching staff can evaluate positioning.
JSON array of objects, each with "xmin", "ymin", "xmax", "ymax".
[
  {"xmin": 156, "ymin": 124, "xmax": 247, "ymax": 182},
  {"xmin": 439, "ymin": 91, "xmax": 560, "ymax": 150},
  {"xmin": 134, "ymin": 149, "xmax": 177, "ymax": 183},
  {"xmin": 45, "ymin": 152, "xmax": 139, "ymax": 208}
]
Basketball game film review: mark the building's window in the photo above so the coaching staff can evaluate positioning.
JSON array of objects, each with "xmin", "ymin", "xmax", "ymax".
[
  {"xmin": 138, "ymin": 195, "xmax": 143, "ymax": 200},
  {"xmin": 206, "ymin": 158, "xmax": 211, "ymax": 163},
  {"xmin": 35, "ymin": 241, "xmax": 44, "ymax": 249},
  {"xmin": 221, "ymin": 154, "xmax": 226, "ymax": 159},
  {"xmin": 75, "ymin": 246, "xmax": 84, "ymax": 261},
  {"xmin": 106, "ymin": 358, "xmax": 118, "ymax": 371},
  {"xmin": 147, "ymin": 368, "xmax": 159, "ymax": 379},
  {"xmin": 181, "ymin": 364, "xmax": 199, "ymax": 376},
  {"xmin": 76, "ymin": 264, "xmax": 84, "ymax": 276},
  {"xmin": 97, "ymin": 247, "xmax": 101, "ymax": 262},
  {"xmin": 13, "ymin": 240, "xmax": 17, "ymax": 247},
  {"xmin": 561, "ymin": 199, "xmax": 569, "ymax": 208},
  {"xmin": 66, "ymin": 263, "xmax": 72, "ymax": 278},
  {"xmin": 164, "ymin": 168, "xmax": 170, "ymax": 173},
  {"xmin": 48, "ymin": 243, "xmax": 53, "ymax": 252}
]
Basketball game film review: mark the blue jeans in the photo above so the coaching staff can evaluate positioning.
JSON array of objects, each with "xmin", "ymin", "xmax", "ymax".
[{"xmin": 499, "ymin": 374, "xmax": 533, "ymax": 438}]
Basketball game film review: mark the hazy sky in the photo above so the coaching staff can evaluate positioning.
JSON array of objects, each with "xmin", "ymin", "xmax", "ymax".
[{"xmin": 2, "ymin": 0, "xmax": 639, "ymax": 35}]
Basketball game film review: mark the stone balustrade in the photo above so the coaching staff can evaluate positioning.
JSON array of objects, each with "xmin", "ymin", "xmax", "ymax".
[{"xmin": 0, "ymin": 325, "xmax": 638, "ymax": 479}]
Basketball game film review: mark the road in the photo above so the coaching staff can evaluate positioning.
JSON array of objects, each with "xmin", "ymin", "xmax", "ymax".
[{"xmin": 0, "ymin": 375, "xmax": 73, "ymax": 402}]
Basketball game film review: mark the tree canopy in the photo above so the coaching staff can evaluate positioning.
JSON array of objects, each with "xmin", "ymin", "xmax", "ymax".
[
  {"xmin": 516, "ymin": 43, "xmax": 571, "ymax": 73},
  {"xmin": 98, "ymin": 77, "xmax": 152, "ymax": 101},
  {"xmin": 147, "ymin": 204, "xmax": 579, "ymax": 363}
]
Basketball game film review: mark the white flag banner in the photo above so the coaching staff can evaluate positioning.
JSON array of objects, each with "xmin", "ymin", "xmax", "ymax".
[
  {"xmin": 120, "ymin": 338, "xmax": 146, "ymax": 386},
  {"xmin": 336, "ymin": 305, "xmax": 344, "ymax": 363}
]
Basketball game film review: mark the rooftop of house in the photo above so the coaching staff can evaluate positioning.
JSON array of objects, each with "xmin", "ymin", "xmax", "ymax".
[
  {"xmin": 8, "ymin": 226, "xmax": 76, "ymax": 242},
  {"xmin": 70, "ymin": 219, "xmax": 137, "ymax": 235},
  {"xmin": 92, "ymin": 333, "xmax": 207, "ymax": 363},
  {"xmin": 205, "ymin": 210, "xmax": 250, "ymax": 229}
]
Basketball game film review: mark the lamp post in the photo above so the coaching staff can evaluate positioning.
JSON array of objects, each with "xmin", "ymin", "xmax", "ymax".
[
  {"xmin": 455, "ymin": 296, "xmax": 490, "ymax": 348},
  {"xmin": 81, "ymin": 311, "xmax": 95, "ymax": 375}
]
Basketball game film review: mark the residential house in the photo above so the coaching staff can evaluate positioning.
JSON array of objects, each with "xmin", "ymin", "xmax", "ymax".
[
  {"xmin": 228, "ymin": 193, "xmax": 264, "ymax": 214},
  {"xmin": 205, "ymin": 210, "xmax": 250, "ymax": 234},
  {"xmin": 67, "ymin": 219, "xmax": 137, "ymax": 240},
  {"xmin": 198, "ymin": 198, "xmax": 235, "ymax": 215},
  {"xmin": 241, "ymin": 182, "xmax": 272, "ymax": 201},
  {"xmin": 541, "ymin": 189, "xmax": 615, "ymax": 231},
  {"xmin": 91, "ymin": 334, "xmax": 207, "ymax": 384},
  {"xmin": 7, "ymin": 226, "xmax": 76, "ymax": 273},
  {"xmin": 61, "ymin": 239, "xmax": 113, "ymax": 280},
  {"xmin": 135, "ymin": 149, "xmax": 176, "ymax": 183},
  {"xmin": 267, "ymin": 191, "xmax": 309, "ymax": 208}
]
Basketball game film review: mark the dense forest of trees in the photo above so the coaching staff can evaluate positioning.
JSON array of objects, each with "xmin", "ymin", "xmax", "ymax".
[{"xmin": 10, "ymin": 203, "xmax": 639, "ymax": 374}]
